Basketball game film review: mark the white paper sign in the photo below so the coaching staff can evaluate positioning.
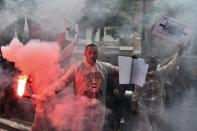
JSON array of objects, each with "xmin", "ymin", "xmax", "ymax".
[
  {"xmin": 65, "ymin": 19, "xmax": 78, "ymax": 41},
  {"xmin": 152, "ymin": 16, "xmax": 192, "ymax": 44},
  {"xmin": 118, "ymin": 56, "xmax": 149, "ymax": 86},
  {"xmin": 132, "ymin": 58, "xmax": 149, "ymax": 86},
  {"xmin": 118, "ymin": 56, "xmax": 132, "ymax": 84}
]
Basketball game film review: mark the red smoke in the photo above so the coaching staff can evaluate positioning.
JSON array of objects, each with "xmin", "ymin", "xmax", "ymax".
[
  {"xmin": 1, "ymin": 38, "xmax": 63, "ymax": 96},
  {"xmin": 47, "ymin": 88, "xmax": 106, "ymax": 131},
  {"xmin": 1, "ymin": 37, "xmax": 106, "ymax": 131}
]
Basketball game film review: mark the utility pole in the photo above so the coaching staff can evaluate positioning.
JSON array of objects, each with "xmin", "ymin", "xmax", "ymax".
[
  {"xmin": 141, "ymin": 0, "xmax": 155, "ymax": 56},
  {"xmin": 141, "ymin": 0, "xmax": 146, "ymax": 56}
]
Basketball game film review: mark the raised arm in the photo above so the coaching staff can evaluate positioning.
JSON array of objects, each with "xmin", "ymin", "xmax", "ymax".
[
  {"xmin": 59, "ymin": 37, "xmax": 79, "ymax": 64},
  {"xmin": 57, "ymin": 32, "xmax": 66, "ymax": 47},
  {"xmin": 106, "ymin": 62, "xmax": 119, "ymax": 77},
  {"xmin": 54, "ymin": 66, "xmax": 75, "ymax": 94},
  {"xmin": 132, "ymin": 85, "xmax": 143, "ymax": 102},
  {"xmin": 157, "ymin": 43, "xmax": 184, "ymax": 74}
]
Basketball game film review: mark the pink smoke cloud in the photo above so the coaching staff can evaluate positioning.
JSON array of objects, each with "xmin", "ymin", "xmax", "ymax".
[
  {"xmin": 1, "ymin": 37, "xmax": 107, "ymax": 131},
  {"xmin": 1, "ymin": 38, "xmax": 63, "ymax": 96},
  {"xmin": 47, "ymin": 88, "xmax": 106, "ymax": 131}
]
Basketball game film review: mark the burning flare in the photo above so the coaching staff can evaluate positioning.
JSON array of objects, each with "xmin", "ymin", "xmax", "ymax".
[{"xmin": 17, "ymin": 75, "xmax": 28, "ymax": 97}]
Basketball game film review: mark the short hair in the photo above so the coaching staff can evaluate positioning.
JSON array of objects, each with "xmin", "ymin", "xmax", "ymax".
[{"xmin": 85, "ymin": 44, "xmax": 98, "ymax": 52}]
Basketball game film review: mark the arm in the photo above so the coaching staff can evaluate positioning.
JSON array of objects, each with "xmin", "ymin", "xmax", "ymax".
[
  {"xmin": 105, "ymin": 62, "xmax": 119, "ymax": 77},
  {"xmin": 59, "ymin": 38, "xmax": 79, "ymax": 63},
  {"xmin": 131, "ymin": 85, "xmax": 142, "ymax": 114},
  {"xmin": 157, "ymin": 43, "xmax": 184, "ymax": 74},
  {"xmin": 113, "ymin": 67, "xmax": 119, "ymax": 77},
  {"xmin": 132, "ymin": 85, "xmax": 142, "ymax": 102},
  {"xmin": 54, "ymin": 66, "xmax": 75, "ymax": 93},
  {"xmin": 57, "ymin": 32, "xmax": 66, "ymax": 47}
]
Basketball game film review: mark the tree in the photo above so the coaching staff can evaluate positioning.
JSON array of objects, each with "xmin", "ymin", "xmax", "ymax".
[
  {"xmin": 78, "ymin": 0, "xmax": 136, "ymax": 42},
  {"xmin": 0, "ymin": 0, "xmax": 5, "ymax": 9}
]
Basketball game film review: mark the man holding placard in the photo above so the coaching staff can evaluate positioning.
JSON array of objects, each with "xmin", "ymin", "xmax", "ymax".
[{"xmin": 130, "ymin": 43, "xmax": 184, "ymax": 131}]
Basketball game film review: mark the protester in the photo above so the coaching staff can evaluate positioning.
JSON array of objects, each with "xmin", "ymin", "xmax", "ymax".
[
  {"xmin": 51, "ymin": 43, "xmax": 119, "ymax": 131},
  {"xmin": 131, "ymin": 43, "xmax": 184, "ymax": 131}
]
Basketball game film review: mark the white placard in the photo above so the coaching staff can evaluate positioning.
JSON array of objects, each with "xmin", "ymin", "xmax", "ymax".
[
  {"xmin": 118, "ymin": 56, "xmax": 148, "ymax": 87},
  {"xmin": 65, "ymin": 19, "xmax": 78, "ymax": 41},
  {"xmin": 152, "ymin": 16, "xmax": 192, "ymax": 44},
  {"xmin": 118, "ymin": 56, "xmax": 133, "ymax": 84},
  {"xmin": 132, "ymin": 58, "xmax": 148, "ymax": 86}
]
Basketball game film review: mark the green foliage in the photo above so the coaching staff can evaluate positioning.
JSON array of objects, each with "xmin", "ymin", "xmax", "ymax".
[
  {"xmin": 119, "ymin": 0, "xmax": 133, "ymax": 13},
  {"xmin": 79, "ymin": 0, "xmax": 135, "ymax": 28},
  {"xmin": 0, "ymin": 0, "xmax": 4, "ymax": 7}
]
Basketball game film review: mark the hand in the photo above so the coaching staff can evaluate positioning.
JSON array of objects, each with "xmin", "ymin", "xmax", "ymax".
[
  {"xmin": 55, "ymin": 86, "xmax": 63, "ymax": 94},
  {"xmin": 114, "ymin": 88, "xmax": 119, "ymax": 96},
  {"xmin": 55, "ymin": 89, "xmax": 61, "ymax": 94}
]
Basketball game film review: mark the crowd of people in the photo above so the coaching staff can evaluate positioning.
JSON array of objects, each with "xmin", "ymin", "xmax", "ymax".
[
  {"xmin": 31, "ymin": 37, "xmax": 186, "ymax": 131},
  {"xmin": 0, "ymin": 30, "xmax": 190, "ymax": 131}
]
